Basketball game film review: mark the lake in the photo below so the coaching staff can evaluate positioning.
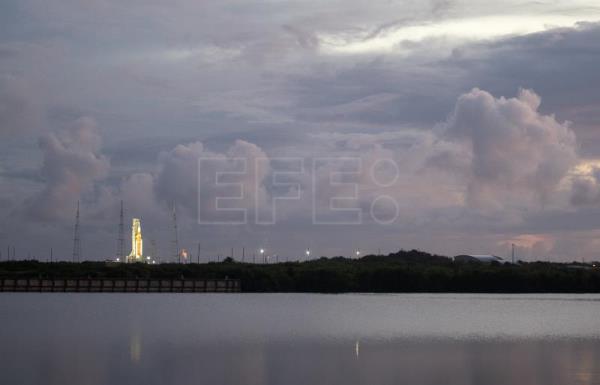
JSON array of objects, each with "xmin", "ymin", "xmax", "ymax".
[{"xmin": 1, "ymin": 294, "xmax": 600, "ymax": 385}]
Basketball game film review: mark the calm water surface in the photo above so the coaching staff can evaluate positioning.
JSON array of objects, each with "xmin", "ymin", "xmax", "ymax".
[{"xmin": 1, "ymin": 293, "xmax": 600, "ymax": 385}]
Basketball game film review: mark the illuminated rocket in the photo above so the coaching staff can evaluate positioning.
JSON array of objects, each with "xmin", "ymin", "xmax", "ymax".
[{"xmin": 127, "ymin": 218, "xmax": 143, "ymax": 263}]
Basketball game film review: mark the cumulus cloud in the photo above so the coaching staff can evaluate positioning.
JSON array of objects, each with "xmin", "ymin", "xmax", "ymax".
[
  {"xmin": 570, "ymin": 166, "xmax": 600, "ymax": 206},
  {"xmin": 154, "ymin": 140, "xmax": 270, "ymax": 223},
  {"xmin": 308, "ymin": 132, "xmax": 454, "ymax": 224},
  {"xmin": 118, "ymin": 172, "xmax": 160, "ymax": 218},
  {"xmin": 13, "ymin": 87, "xmax": 583, "ymax": 257},
  {"xmin": 26, "ymin": 117, "xmax": 110, "ymax": 220},
  {"xmin": 435, "ymin": 88, "xmax": 578, "ymax": 211},
  {"xmin": 307, "ymin": 88, "xmax": 579, "ymax": 223}
]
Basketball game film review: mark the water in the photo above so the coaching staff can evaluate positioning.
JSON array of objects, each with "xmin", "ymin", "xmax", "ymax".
[{"xmin": 1, "ymin": 293, "xmax": 600, "ymax": 385}]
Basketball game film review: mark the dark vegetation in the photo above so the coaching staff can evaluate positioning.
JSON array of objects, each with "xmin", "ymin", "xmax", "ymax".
[{"xmin": 1, "ymin": 249, "xmax": 600, "ymax": 293}]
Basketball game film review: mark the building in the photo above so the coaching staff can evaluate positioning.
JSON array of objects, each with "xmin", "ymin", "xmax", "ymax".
[
  {"xmin": 453, "ymin": 254, "xmax": 504, "ymax": 264},
  {"xmin": 127, "ymin": 218, "xmax": 143, "ymax": 263}
]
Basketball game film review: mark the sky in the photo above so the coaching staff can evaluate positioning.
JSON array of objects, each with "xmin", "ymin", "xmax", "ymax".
[{"xmin": 2, "ymin": 0, "xmax": 600, "ymax": 262}]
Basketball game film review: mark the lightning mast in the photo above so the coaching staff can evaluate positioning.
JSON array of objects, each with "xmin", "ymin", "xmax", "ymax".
[
  {"xmin": 72, "ymin": 201, "xmax": 81, "ymax": 262},
  {"xmin": 512, "ymin": 243, "xmax": 516, "ymax": 264},
  {"xmin": 150, "ymin": 239, "xmax": 158, "ymax": 263},
  {"xmin": 172, "ymin": 204, "xmax": 180, "ymax": 263},
  {"xmin": 117, "ymin": 200, "xmax": 125, "ymax": 261}
]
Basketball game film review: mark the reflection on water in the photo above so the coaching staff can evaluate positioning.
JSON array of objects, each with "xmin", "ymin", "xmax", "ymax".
[
  {"xmin": 129, "ymin": 331, "xmax": 141, "ymax": 364},
  {"xmin": 1, "ymin": 294, "xmax": 600, "ymax": 385}
]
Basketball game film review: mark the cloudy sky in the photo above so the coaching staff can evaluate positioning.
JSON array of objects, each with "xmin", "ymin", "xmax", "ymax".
[{"xmin": 2, "ymin": 0, "xmax": 600, "ymax": 262}]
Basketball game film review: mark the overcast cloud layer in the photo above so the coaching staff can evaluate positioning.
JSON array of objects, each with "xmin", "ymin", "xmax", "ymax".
[{"xmin": 2, "ymin": 0, "xmax": 600, "ymax": 261}]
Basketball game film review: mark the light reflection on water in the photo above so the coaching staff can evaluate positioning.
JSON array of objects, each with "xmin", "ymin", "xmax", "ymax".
[
  {"xmin": 1, "ymin": 293, "xmax": 600, "ymax": 385},
  {"xmin": 129, "ymin": 331, "xmax": 141, "ymax": 364}
]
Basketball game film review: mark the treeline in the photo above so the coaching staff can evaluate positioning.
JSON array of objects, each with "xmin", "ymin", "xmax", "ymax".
[{"xmin": 1, "ymin": 249, "xmax": 600, "ymax": 293}]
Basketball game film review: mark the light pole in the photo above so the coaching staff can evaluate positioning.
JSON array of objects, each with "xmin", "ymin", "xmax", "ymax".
[
  {"xmin": 260, "ymin": 248, "xmax": 265, "ymax": 264},
  {"xmin": 305, "ymin": 248, "xmax": 310, "ymax": 261}
]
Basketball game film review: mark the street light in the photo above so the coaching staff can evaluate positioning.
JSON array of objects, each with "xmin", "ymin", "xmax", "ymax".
[
  {"xmin": 355, "ymin": 249, "xmax": 360, "ymax": 257},
  {"xmin": 260, "ymin": 248, "xmax": 265, "ymax": 264}
]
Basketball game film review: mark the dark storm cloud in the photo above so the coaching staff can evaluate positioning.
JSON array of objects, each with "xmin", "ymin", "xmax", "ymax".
[
  {"xmin": 0, "ymin": 75, "xmax": 43, "ymax": 137},
  {"xmin": 446, "ymin": 22, "xmax": 600, "ymax": 156},
  {"xmin": 2, "ymin": 1, "xmax": 600, "ymax": 260},
  {"xmin": 285, "ymin": 21, "xmax": 600, "ymax": 136}
]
